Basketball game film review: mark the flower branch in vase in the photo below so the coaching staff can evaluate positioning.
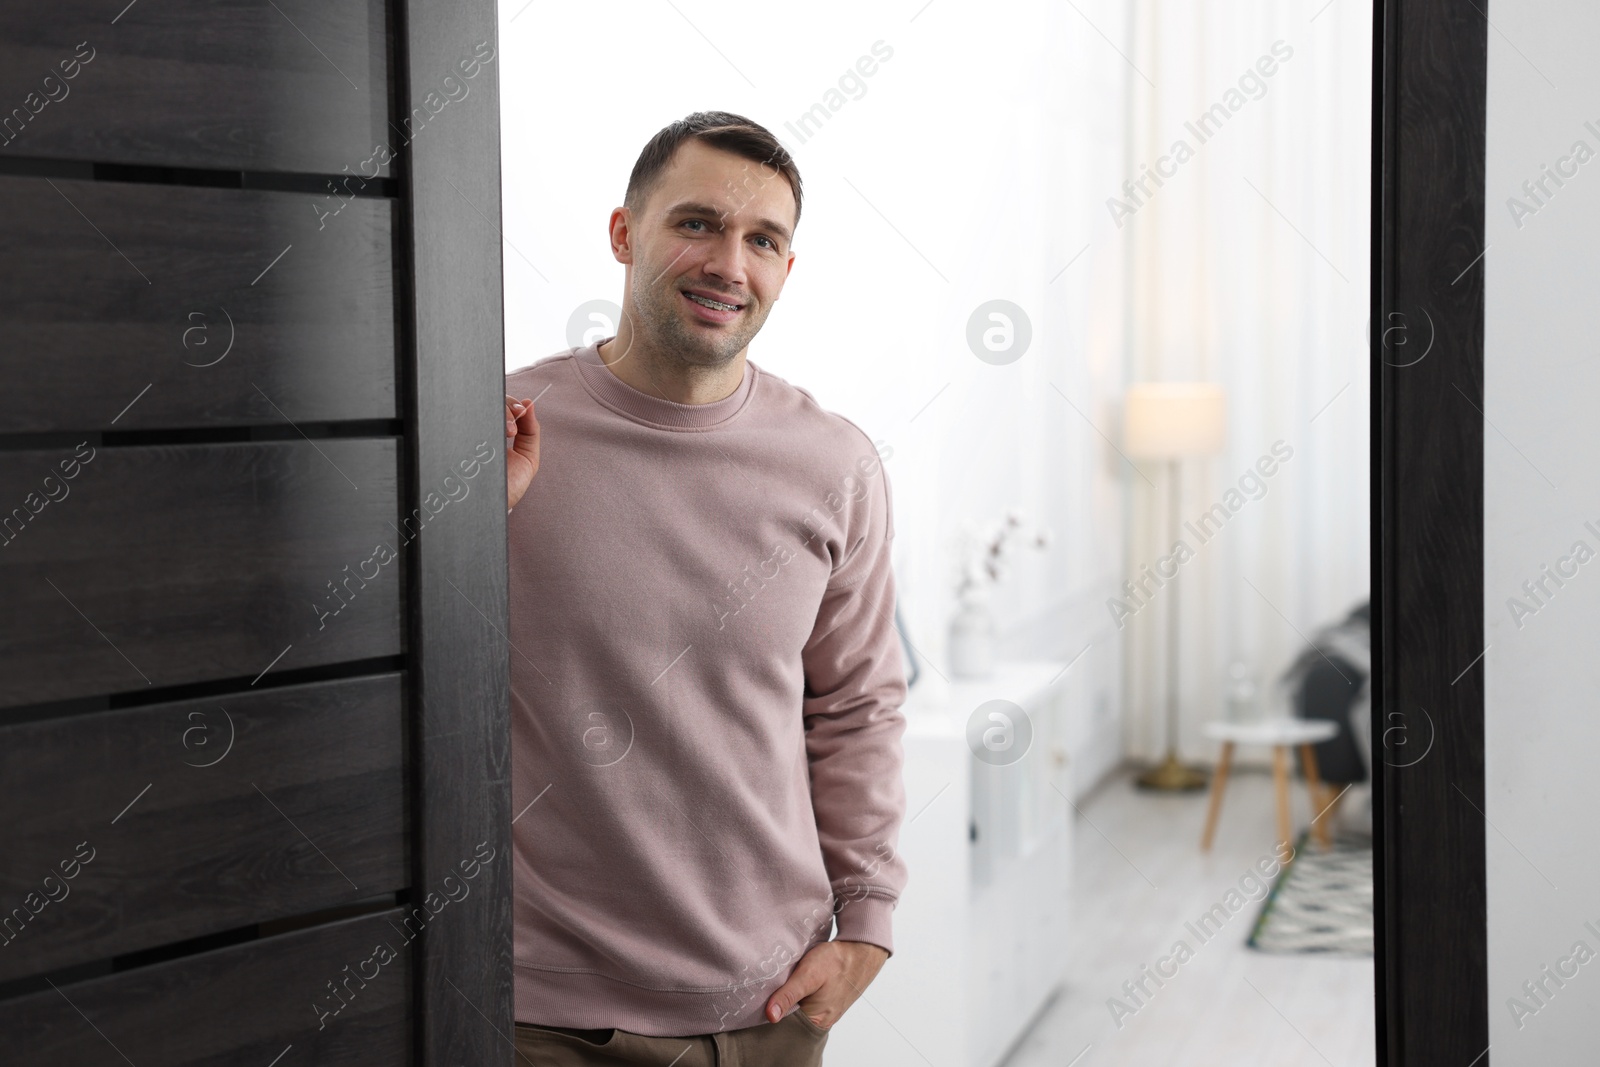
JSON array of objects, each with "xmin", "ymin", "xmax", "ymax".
[{"xmin": 948, "ymin": 511, "xmax": 1052, "ymax": 679}]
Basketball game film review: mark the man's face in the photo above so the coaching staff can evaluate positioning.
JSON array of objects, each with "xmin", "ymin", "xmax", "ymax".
[{"xmin": 619, "ymin": 139, "xmax": 797, "ymax": 368}]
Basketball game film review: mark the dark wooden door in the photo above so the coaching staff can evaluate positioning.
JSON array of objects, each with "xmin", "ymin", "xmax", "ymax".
[{"xmin": 0, "ymin": 2, "xmax": 511, "ymax": 1063}]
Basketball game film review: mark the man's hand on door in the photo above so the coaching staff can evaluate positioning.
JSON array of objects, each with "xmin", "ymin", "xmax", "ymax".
[{"xmin": 506, "ymin": 395, "xmax": 540, "ymax": 512}]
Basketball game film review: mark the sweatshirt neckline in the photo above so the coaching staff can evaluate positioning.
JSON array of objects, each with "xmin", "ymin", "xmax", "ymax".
[{"xmin": 571, "ymin": 337, "xmax": 757, "ymax": 431}]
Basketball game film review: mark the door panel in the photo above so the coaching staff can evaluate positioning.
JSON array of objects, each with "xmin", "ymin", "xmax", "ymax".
[
  {"xmin": 0, "ymin": 438, "xmax": 402, "ymax": 707},
  {"xmin": 0, "ymin": 0, "xmax": 390, "ymax": 175},
  {"xmin": 0, "ymin": 909, "xmax": 412, "ymax": 1065},
  {"xmin": 0, "ymin": 674, "xmax": 407, "ymax": 982},
  {"xmin": 0, "ymin": 176, "xmax": 397, "ymax": 432}
]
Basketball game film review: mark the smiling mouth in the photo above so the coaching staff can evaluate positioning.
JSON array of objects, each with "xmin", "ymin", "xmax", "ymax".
[{"xmin": 683, "ymin": 291, "xmax": 743, "ymax": 312}]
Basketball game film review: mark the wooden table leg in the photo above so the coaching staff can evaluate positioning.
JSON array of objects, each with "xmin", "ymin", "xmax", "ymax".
[
  {"xmin": 1324, "ymin": 786, "xmax": 1347, "ymax": 830},
  {"xmin": 1300, "ymin": 743, "xmax": 1330, "ymax": 849},
  {"xmin": 1199, "ymin": 741, "xmax": 1234, "ymax": 852},
  {"xmin": 1271, "ymin": 744, "xmax": 1291, "ymax": 849}
]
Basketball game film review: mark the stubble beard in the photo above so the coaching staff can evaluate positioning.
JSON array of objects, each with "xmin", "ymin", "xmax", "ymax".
[{"xmin": 628, "ymin": 267, "xmax": 762, "ymax": 373}]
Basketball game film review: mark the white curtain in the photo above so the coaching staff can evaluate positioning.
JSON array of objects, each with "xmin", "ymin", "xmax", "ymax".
[{"xmin": 1119, "ymin": 0, "xmax": 1372, "ymax": 764}]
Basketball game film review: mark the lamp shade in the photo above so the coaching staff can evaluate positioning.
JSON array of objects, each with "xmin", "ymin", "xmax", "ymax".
[{"xmin": 1123, "ymin": 382, "xmax": 1227, "ymax": 458}]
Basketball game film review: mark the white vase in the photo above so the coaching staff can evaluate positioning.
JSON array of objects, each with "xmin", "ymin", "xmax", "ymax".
[
  {"xmin": 949, "ymin": 597, "xmax": 995, "ymax": 680},
  {"xmin": 1225, "ymin": 660, "xmax": 1262, "ymax": 723}
]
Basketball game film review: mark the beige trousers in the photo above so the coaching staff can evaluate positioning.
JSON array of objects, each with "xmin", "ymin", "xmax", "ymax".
[{"xmin": 513, "ymin": 1009, "xmax": 830, "ymax": 1066}]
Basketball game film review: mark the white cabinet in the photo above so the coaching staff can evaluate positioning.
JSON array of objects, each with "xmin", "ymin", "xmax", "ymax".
[{"xmin": 826, "ymin": 661, "xmax": 1075, "ymax": 1067}]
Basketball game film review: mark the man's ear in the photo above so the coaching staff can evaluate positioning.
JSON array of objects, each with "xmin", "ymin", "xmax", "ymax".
[{"xmin": 609, "ymin": 207, "xmax": 635, "ymax": 264}]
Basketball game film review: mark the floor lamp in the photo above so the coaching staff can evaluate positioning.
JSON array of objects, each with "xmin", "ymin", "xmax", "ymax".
[{"xmin": 1124, "ymin": 382, "xmax": 1227, "ymax": 791}]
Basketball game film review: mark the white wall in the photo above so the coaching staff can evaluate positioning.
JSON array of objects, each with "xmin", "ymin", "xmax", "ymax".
[
  {"xmin": 498, "ymin": 0, "xmax": 1135, "ymax": 777},
  {"xmin": 1484, "ymin": 1, "xmax": 1600, "ymax": 1057}
]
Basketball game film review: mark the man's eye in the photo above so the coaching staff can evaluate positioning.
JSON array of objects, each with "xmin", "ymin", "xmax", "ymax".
[
  {"xmin": 754, "ymin": 236, "xmax": 776, "ymax": 250},
  {"xmin": 684, "ymin": 219, "xmax": 710, "ymax": 232}
]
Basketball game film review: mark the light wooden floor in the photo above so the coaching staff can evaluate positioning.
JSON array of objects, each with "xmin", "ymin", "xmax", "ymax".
[{"xmin": 1000, "ymin": 764, "xmax": 1376, "ymax": 1067}]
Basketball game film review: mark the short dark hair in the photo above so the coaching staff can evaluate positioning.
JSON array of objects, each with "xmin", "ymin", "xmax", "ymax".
[{"xmin": 624, "ymin": 111, "xmax": 803, "ymax": 237}]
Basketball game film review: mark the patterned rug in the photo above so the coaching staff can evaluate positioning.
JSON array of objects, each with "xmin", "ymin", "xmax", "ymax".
[{"xmin": 1247, "ymin": 828, "xmax": 1373, "ymax": 956}]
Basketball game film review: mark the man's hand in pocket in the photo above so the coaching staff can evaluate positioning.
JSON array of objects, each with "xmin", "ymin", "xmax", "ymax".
[{"xmin": 764, "ymin": 940, "xmax": 890, "ymax": 1031}]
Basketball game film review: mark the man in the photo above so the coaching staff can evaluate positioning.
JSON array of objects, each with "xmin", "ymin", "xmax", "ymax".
[{"xmin": 502, "ymin": 111, "xmax": 909, "ymax": 1065}]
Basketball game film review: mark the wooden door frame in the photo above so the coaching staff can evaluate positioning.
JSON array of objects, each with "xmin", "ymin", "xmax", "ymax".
[
  {"xmin": 1371, "ymin": 0, "xmax": 1491, "ymax": 1061},
  {"xmin": 402, "ymin": 0, "xmax": 1516, "ymax": 1061}
]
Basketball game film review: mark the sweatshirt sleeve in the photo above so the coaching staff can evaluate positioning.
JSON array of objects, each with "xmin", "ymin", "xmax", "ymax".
[{"xmin": 799, "ymin": 444, "xmax": 909, "ymax": 956}]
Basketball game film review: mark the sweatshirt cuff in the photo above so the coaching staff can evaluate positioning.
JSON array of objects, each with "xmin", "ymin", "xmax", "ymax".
[{"xmin": 832, "ymin": 893, "xmax": 897, "ymax": 956}]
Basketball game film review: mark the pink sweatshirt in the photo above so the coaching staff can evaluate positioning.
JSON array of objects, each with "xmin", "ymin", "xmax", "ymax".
[{"xmin": 506, "ymin": 339, "xmax": 909, "ymax": 1036}]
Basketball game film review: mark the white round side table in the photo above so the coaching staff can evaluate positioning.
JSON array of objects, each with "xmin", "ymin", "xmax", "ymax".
[{"xmin": 1199, "ymin": 718, "xmax": 1340, "ymax": 852}]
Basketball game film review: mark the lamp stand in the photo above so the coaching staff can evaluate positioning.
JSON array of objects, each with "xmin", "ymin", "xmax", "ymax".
[{"xmin": 1137, "ymin": 458, "xmax": 1209, "ymax": 791}]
